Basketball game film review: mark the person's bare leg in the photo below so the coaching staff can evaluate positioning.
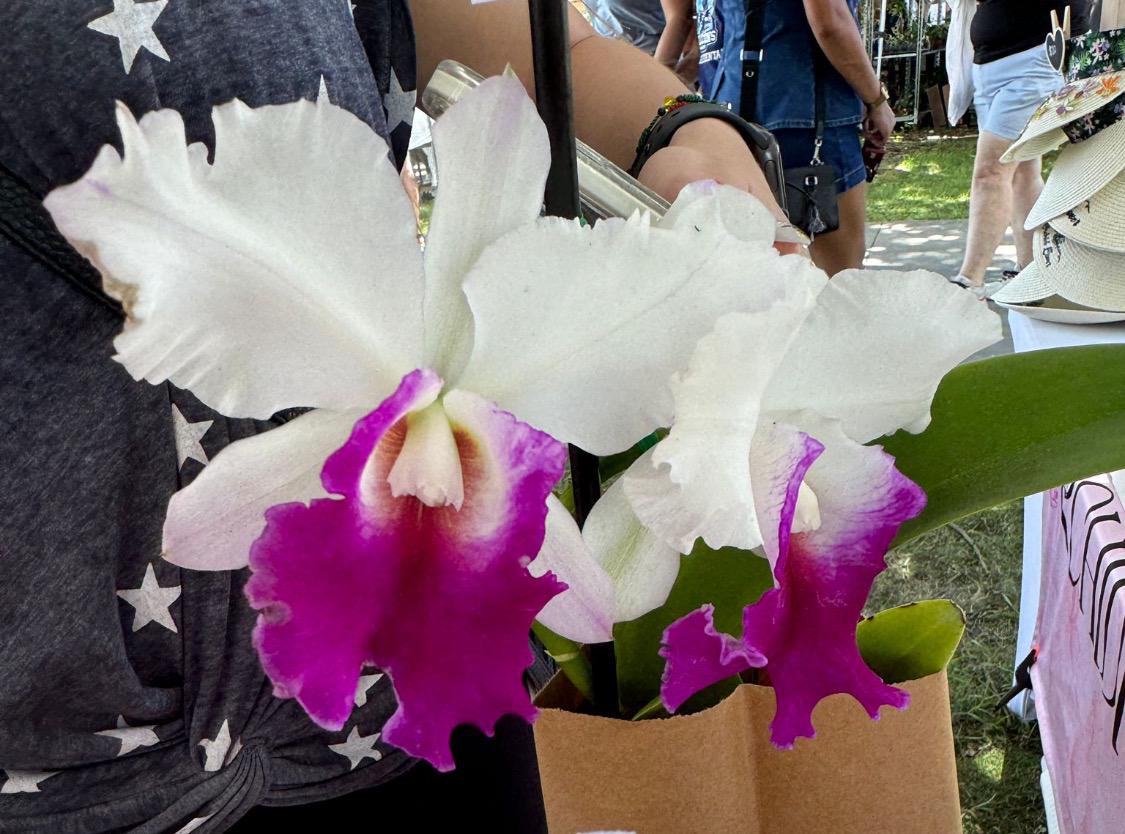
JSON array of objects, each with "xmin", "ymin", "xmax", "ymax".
[
  {"xmin": 1010, "ymin": 157, "xmax": 1044, "ymax": 269},
  {"xmin": 809, "ymin": 183, "xmax": 867, "ymax": 276},
  {"xmin": 958, "ymin": 130, "xmax": 1019, "ymax": 286}
]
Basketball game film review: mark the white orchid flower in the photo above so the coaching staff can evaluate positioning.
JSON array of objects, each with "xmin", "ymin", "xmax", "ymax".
[
  {"xmin": 583, "ymin": 259, "xmax": 1001, "ymax": 745},
  {"xmin": 44, "ymin": 76, "xmax": 812, "ymax": 769}
]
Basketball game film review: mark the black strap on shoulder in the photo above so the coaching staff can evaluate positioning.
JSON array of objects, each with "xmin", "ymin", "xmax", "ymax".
[
  {"xmin": 741, "ymin": 3, "xmax": 827, "ymax": 155},
  {"xmin": 813, "ymin": 44, "xmax": 828, "ymax": 144},
  {"xmin": 739, "ymin": 0, "xmax": 767, "ymax": 121},
  {"xmin": 0, "ymin": 161, "xmax": 123, "ymax": 316}
]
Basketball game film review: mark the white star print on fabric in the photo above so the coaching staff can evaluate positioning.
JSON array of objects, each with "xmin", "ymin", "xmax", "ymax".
[
  {"xmin": 353, "ymin": 672, "xmax": 384, "ymax": 708},
  {"xmin": 1, "ymin": 770, "xmax": 59, "ymax": 794},
  {"xmin": 173, "ymin": 818, "xmax": 212, "ymax": 834},
  {"xmin": 88, "ymin": 0, "xmax": 171, "ymax": 74},
  {"xmin": 171, "ymin": 404, "xmax": 212, "ymax": 469},
  {"xmin": 328, "ymin": 727, "xmax": 383, "ymax": 770},
  {"xmin": 383, "ymin": 68, "xmax": 416, "ymax": 133},
  {"xmin": 117, "ymin": 564, "xmax": 181, "ymax": 633},
  {"xmin": 198, "ymin": 719, "xmax": 240, "ymax": 772},
  {"xmin": 95, "ymin": 715, "xmax": 160, "ymax": 756},
  {"xmin": 317, "ymin": 74, "xmax": 332, "ymax": 104}
]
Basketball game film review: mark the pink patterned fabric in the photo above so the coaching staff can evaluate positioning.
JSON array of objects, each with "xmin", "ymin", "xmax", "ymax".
[{"xmin": 1034, "ymin": 476, "xmax": 1125, "ymax": 834}]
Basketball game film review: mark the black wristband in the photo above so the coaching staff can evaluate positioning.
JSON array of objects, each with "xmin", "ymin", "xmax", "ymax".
[{"xmin": 629, "ymin": 101, "xmax": 787, "ymax": 214}]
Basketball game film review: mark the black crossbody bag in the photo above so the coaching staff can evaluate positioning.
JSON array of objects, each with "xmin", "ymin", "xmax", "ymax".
[{"xmin": 740, "ymin": 2, "xmax": 840, "ymax": 238}]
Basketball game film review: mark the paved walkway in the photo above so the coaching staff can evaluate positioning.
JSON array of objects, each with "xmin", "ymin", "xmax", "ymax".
[{"xmin": 865, "ymin": 219, "xmax": 1015, "ymax": 360}]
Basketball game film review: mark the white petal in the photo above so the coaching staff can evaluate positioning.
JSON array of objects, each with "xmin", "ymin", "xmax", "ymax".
[
  {"xmin": 658, "ymin": 180, "xmax": 776, "ymax": 245},
  {"xmin": 387, "ymin": 401, "xmax": 464, "ymax": 509},
  {"xmin": 423, "ymin": 75, "xmax": 549, "ymax": 379},
  {"xmin": 624, "ymin": 302, "xmax": 814, "ymax": 554},
  {"xmin": 529, "ymin": 495, "xmax": 616, "ymax": 643},
  {"xmin": 163, "ymin": 409, "xmax": 364, "ymax": 570},
  {"xmin": 45, "ymin": 99, "xmax": 426, "ymax": 418},
  {"xmin": 458, "ymin": 190, "xmax": 827, "ymax": 455},
  {"xmin": 764, "ymin": 269, "xmax": 1002, "ymax": 443},
  {"xmin": 583, "ymin": 466, "xmax": 683, "ymax": 623}
]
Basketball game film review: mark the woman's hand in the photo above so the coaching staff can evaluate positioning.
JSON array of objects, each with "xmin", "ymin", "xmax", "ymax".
[{"xmin": 864, "ymin": 100, "xmax": 896, "ymax": 147}]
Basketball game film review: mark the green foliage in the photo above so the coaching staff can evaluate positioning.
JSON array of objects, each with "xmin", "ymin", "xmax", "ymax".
[
  {"xmin": 868, "ymin": 133, "xmax": 1057, "ymax": 222},
  {"xmin": 857, "ymin": 599, "xmax": 966, "ymax": 684},
  {"xmin": 532, "ymin": 622, "xmax": 593, "ymax": 703},
  {"xmin": 883, "ymin": 345, "xmax": 1125, "ymax": 545},
  {"xmin": 613, "ymin": 541, "xmax": 774, "ymax": 717}
]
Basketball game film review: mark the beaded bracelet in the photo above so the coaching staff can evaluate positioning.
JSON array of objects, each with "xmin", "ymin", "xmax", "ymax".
[{"xmin": 633, "ymin": 94, "xmax": 712, "ymax": 162}]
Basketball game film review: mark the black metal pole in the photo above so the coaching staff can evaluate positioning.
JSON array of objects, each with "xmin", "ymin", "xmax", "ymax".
[{"xmin": 526, "ymin": 0, "xmax": 617, "ymax": 717}]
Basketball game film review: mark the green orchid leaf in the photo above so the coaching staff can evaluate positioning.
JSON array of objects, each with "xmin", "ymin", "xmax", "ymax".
[
  {"xmin": 532, "ymin": 621, "xmax": 594, "ymax": 704},
  {"xmin": 881, "ymin": 345, "xmax": 1125, "ymax": 546},
  {"xmin": 857, "ymin": 599, "xmax": 966, "ymax": 685},
  {"xmin": 613, "ymin": 541, "xmax": 774, "ymax": 716},
  {"xmin": 630, "ymin": 694, "xmax": 668, "ymax": 721}
]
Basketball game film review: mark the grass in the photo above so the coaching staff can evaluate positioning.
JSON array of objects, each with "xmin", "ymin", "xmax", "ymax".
[
  {"xmin": 867, "ymin": 129, "xmax": 1057, "ymax": 223},
  {"xmin": 868, "ymin": 503, "xmax": 1045, "ymax": 834},
  {"xmin": 833, "ymin": 130, "xmax": 1049, "ymax": 830}
]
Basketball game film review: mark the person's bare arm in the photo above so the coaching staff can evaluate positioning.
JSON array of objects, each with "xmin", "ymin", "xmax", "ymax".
[
  {"xmin": 410, "ymin": 0, "xmax": 786, "ymax": 219},
  {"xmin": 653, "ymin": 0, "xmax": 694, "ymax": 69},
  {"xmin": 802, "ymin": 0, "xmax": 895, "ymax": 144}
]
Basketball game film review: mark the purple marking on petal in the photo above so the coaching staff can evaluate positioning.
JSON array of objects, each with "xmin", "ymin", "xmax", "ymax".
[
  {"xmin": 658, "ymin": 429, "xmax": 821, "ymax": 717},
  {"xmin": 320, "ymin": 367, "xmax": 443, "ymax": 502},
  {"xmin": 660, "ymin": 604, "xmax": 766, "ymax": 713},
  {"xmin": 756, "ymin": 426, "xmax": 825, "ymax": 567},
  {"xmin": 656, "ymin": 427, "xmax": 925, "ymax": 748},
  {"xmin": 245, "ymin": 373, "xmax": 568, "ymax": 771},
  {"xmin": 743, "ymin": 439, "xmax": 925, "ymax": 748}
]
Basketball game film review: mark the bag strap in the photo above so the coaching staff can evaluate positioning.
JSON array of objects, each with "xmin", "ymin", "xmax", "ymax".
[
  {"xmin": 0, "ymin": 161, "xmax": 122, "ymax": 316},
  {"xmin": 739, "ymin": 0, "xmax": 768, "ymax": 121},
  {"xmin": 811, "ymin": 44, "xmax": 828, "ymax": 165},
  {"xmin": 740, "ymin": 3, "xmax": 829, "ymax": 167}
]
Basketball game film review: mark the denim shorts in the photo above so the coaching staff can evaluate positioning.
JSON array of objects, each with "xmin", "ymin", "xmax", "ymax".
[
  {"xmin": 773, "ymin": 124, "xmax": 866, "ymax": 195},
  {"xmin": 972, "ymin": 45, "xmax": 1062, "ymax": 141}
]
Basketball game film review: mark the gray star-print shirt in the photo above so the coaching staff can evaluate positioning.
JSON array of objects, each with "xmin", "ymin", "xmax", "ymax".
[{"xmin": 0, "ymin": 2, "xmax": 418, "ymax": 831}]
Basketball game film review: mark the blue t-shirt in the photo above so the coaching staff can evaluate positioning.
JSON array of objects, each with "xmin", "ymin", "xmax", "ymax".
[{"xmin": 697, "ymin": 0, "xmax": 864, "ymax": 130}]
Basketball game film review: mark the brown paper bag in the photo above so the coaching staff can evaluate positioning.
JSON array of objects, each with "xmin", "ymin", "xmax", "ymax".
[{"xmin": 534, "ymin": 671, "xmax": 961, "ymax": 834}]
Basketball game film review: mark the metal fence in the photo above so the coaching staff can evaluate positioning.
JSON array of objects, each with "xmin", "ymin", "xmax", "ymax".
[{"xmin": 862, "ymin": 0, "xmax": 952, "ymax": 125}]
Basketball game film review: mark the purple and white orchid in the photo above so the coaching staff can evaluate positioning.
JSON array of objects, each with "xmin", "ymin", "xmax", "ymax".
[
  {"xmin": 44, "ymin": 76, "xmax": 815, "ymax": 769},
  {"xmin": 583, "ymin": 260, "xmax": 1001, "ymax": 746}
]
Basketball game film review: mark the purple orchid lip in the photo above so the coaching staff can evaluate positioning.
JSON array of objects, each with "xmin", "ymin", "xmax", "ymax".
[
  {"xmin": 661, "ymin": 427, "xmax": 925, "ymax": 748},
  {"xmin": 245, "ymin": 370, "xmax": 569, "ymax": 770}
]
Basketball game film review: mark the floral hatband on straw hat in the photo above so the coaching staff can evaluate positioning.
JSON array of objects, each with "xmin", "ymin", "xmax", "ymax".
[
  {"xmin": 1004, "ymin": 28, "xmax": 1125, "ymax": 163},
  {"xmin": 1024, "ymin": 119, "xmax": 1125, "ymax": 228}
]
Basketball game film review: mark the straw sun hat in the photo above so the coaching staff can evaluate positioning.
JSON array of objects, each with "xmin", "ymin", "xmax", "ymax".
[
  {"xmin": 1003, "ymin": 29, "xmax": 1125, "ymax": 163},
  {"xmin": 1024, "ymin": 118, "xmax": 1125, "ymax": 228},
  {"xmin": 1045, "ymin": 164, "xmax": 1125, "ymax": 252},
  {"xmin": 993, "ymin": 224, "xmax": 1125, "ymax": 321}
]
